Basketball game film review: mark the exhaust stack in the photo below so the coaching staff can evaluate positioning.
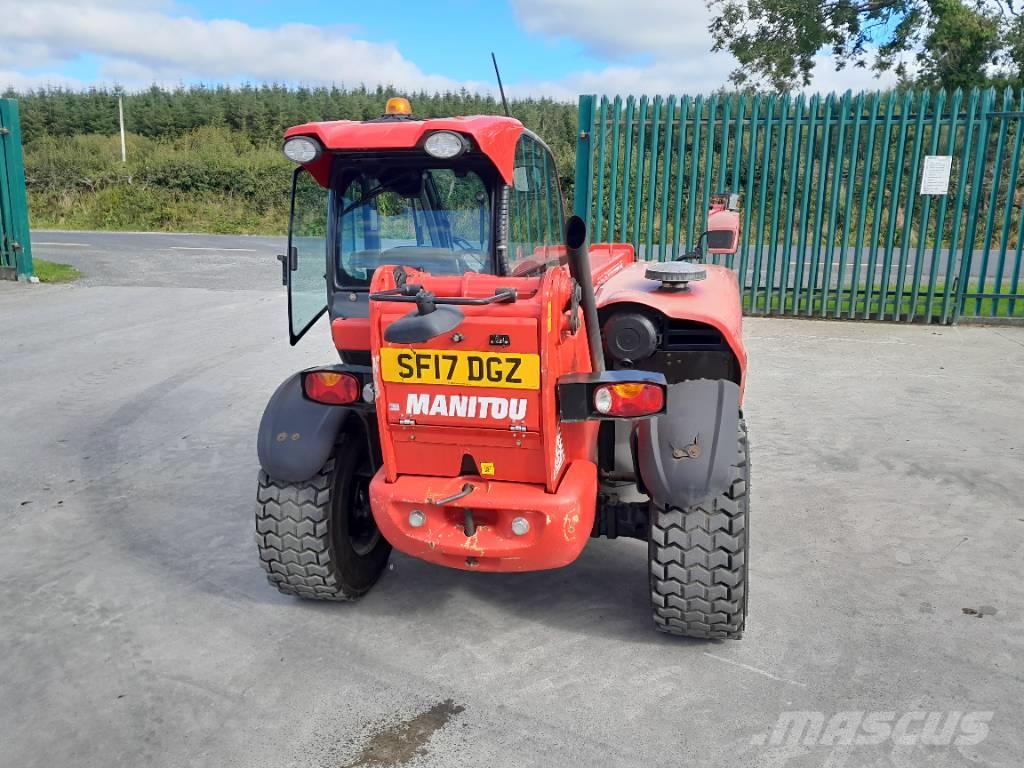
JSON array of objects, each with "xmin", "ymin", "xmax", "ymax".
[{"xmin": 564, "ymin": 216, "xmax": 605, "ymax": 374}]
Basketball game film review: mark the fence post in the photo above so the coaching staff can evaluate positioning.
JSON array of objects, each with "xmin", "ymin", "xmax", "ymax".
[
  {"xmin": 573, "ymin": 95, "xmax": 596, "ymax": 228},
  {"xmin": 593, "ymin": 96, "xmax": 608, "ymax": 240},
  {"xmin": 0, "ymin": 98, "xmax": 34, "ymax": 280},
  {"xmin": 955, "ymin": 89, "xmax": 995, "ymax": 320}
]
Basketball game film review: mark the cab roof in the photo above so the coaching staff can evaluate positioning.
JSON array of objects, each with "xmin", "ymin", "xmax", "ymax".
[{"xmin": 284, "ymin": 115, "xmax": 524, "ymax": 184}]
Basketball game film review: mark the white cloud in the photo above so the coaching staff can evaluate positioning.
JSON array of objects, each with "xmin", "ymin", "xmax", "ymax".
[
  {"xmin": 510, "ymin": 0, "xmax": 897, "ymax": 96},
  {"xmin": 0, "ymin": 70, "xmax": 88, "ymax": 92},
  {"xmin": 509, "ymin": 54, "xmax": 737, "ymax": 100},
  {"xmin": 808, "ymin": 57, "xmax": 900, "ymax": 94},
  {"xmin": 0, "ymin": 0, "xmax": 487, "ymax": 93},
  {"xmin": 513, "ymin": 0, "xmax": 713, "ymax": 60}
]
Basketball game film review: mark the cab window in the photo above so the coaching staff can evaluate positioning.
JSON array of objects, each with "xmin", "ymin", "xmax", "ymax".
[
  {"xmin": 335, "ymin": 166, "xmax": 493, "ymax": 287},
  {"xmin": 506, "ymin": 133, "xmax": 564, "ymax": 276}
]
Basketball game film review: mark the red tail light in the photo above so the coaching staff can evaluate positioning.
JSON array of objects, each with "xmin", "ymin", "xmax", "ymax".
[
  {"xmin": 303, "ymin": 371, "xmax": 360, "ymax": 405},
  {"xmin": 593, "ymin": 382, "xmax": 664, "ymax": 417}
]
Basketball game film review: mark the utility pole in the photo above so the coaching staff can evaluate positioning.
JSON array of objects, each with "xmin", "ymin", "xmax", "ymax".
[{"xmin": 118, "ymin": 94, "xmax": 127, "ymax": 163}]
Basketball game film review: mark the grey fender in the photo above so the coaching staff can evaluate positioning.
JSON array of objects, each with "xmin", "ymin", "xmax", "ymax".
[
  {"xmin": 257, "ymin": 373, "xmax": 352, "ymax": 483},
  {"xmin": 635, "ymin": 379, "xmax": 740, "ymax": 508}
]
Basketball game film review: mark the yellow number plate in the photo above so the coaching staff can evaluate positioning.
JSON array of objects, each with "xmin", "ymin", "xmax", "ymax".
[{"xmin": 380, "ymin": 348, "xmax": 540, "ymax": 390}]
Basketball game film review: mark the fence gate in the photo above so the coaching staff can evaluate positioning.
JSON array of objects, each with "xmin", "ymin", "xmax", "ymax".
[
  {"xmin": 575, "ymin": 88, "xmax": 1024, "ymax": 322},
  {"xmin": 0, "ymin": 98, "xmax": 33, "ymax": 280}
]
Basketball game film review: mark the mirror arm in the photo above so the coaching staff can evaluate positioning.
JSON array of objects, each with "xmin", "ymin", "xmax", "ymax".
[{"xmin": 676, "ymin": 232, "xmax": 706, "ymax": 263}]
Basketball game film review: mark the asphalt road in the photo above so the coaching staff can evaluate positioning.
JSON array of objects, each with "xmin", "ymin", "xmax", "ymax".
[
  {"xmin": 3, "ymin": 232, "xmax": 1024, "ymax": 767},
  {"xmin": 30, "ymin": 230, "xmax": 283, "ymax": 289}
]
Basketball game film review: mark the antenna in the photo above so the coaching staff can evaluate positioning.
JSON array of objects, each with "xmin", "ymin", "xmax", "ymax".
[{"xmin": 491, "ymin": 52, "xmax": 511, "ymax": 118}]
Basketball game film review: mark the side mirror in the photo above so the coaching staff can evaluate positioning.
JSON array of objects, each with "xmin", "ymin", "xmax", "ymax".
[{"xmin": 705, "ymin": 208, "xmax": 740, "ymax": 256}]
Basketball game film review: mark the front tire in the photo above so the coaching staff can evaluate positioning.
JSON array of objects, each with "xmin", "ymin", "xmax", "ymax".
[
  {"xmin": 256, "ymin": 428, "xmax": 390, "ymax": 600},
  {"xmin": 648, "ymin": 419, "xmax": 749, "ymax": 639}
]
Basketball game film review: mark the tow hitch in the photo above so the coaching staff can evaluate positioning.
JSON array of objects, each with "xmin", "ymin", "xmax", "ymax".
[{"xmin": 430, "ymin": 482, "xmax": 477, "ymax": 536}]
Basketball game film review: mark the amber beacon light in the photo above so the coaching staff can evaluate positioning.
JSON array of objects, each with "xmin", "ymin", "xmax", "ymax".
[{"xmin": 384, "ymin": 97, "xmax": 413, "ymax": 116}]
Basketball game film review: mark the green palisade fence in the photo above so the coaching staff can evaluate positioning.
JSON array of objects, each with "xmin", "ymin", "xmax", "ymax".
[
  {"xmin": 575, "ymin": 89, "xmax": 1024, "ymax": 322},
  {"xmin": 0, "ymin": 98, "xmax": 33, "ymax": 280}
]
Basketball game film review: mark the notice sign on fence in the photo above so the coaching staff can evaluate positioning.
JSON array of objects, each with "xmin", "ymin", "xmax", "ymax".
[{"xmin": 920, "ymin": 155, "xmax": 953, "ymax": 195}]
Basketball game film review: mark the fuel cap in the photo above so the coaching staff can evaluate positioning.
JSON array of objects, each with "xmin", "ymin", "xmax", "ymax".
[{"xmin": 644, "ymin": 261, "xmax": 707, "ymax": 289}]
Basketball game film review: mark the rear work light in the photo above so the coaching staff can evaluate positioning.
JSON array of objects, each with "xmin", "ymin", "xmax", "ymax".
[
  {"xmin": 423, "ymin": 131, "xmax": 467, "ymax": 159},
  {"xmin": 302, "ymin": 370, "xmax": 360, "ymax": 405},
  {"xmin": 593, "ymin": 382, "xmax": 665, "ymax": 418},
  {"xmin": 282, "ymin": 136, "xmax": 322, "ymax": 164}
]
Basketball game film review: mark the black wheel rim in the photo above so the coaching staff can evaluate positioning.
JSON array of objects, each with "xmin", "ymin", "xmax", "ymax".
[{"xmin": 347, "ymin": 458, "xmax": 381, "ymax": 557}]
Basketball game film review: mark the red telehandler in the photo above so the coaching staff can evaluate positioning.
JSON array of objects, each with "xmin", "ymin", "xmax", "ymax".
[{"xmin": 257, "ymin": 98, "xmax": 749, "ymax": 638}]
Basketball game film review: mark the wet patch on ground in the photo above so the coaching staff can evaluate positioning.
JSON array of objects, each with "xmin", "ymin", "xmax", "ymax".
[
  {"xmin": 962, "ymin": 605, "xmax": 998, "ymax": 618},
  {"xmin": 341, "ymin": 699, "xmax": 465, "ymax": 767}
]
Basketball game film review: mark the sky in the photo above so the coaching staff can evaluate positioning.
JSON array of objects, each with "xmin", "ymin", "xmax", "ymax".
[{"xmin": 0, "ymin": 0, "xmax": 899, "ymax": 98}]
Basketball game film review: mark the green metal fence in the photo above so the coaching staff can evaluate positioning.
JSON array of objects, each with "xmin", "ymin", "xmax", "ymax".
[
  {"xmin": 574, "ymin": 88, "xmax": 1024, "ymax": 322},
  {"xmin": 0, "ymin": 98, "xmax": 33, "ymax": 280}
]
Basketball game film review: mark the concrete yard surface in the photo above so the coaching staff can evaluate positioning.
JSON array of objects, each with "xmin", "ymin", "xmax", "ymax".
[{"xmin": 2, "ymin": 234, "xmax": 1023, "ymax": 768}]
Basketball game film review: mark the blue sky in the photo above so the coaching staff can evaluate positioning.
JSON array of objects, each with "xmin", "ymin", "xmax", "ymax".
[{"xmin": 0, "ymin": 0, "xmax": 896, "ymax": 97}]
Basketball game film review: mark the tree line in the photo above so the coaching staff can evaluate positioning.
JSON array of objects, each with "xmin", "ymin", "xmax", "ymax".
[{"xmin": 10, "ymin": 84, "xmax": 579, "ymax": 233}]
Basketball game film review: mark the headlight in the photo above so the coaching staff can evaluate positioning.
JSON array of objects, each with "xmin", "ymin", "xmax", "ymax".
[
  {"xmin": 282, "ymin": 136, "xmax": 322, "ymax": 164},
  {"xmin": 423, "ymin": 131, "xmax": 467, "ymax": 159}
]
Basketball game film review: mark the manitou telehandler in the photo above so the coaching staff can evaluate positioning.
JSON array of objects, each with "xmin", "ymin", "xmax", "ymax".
[{"xmin": 256, "ymin": 97, "xmax": 749, "ymax": 638}]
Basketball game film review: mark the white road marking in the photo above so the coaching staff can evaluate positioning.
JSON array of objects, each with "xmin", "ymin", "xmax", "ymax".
[
  {"xmin": 34, "ymin": 242, "xmax": 90, "ymax": 247},
  {"xmin": 703, "ymin": 652, "xmax": 808, "ymax": 688},
  {"xmin": 168, "ymin": 246, "xmax": 257, "ymax": 252}
]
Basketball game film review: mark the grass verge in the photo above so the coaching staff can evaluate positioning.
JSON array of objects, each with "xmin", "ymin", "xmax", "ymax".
[
  {"xmin": 33, "ymin": 259, "xmax": 83, "ymax": 283},
  {"xmin": 743, "ymin": 281, "xmax": 1024, "ymax": 320}
]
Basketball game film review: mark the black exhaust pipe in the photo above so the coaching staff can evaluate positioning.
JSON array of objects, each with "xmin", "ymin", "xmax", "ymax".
[{"xmin": 564, "ymin": 216, "xmax": 605, "ymax": 374}]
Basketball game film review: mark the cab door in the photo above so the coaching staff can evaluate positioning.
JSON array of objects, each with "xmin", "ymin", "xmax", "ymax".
[
  {"xmin": 286, "ymin": 168, "xmax": 330, "ymax": 345},
  {"xmin": 505, "ymin": 131, "xmax": 565, "ymax": 276}
]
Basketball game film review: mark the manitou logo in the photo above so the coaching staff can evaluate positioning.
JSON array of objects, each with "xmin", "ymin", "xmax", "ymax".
[{"xmin": 406, "ymin": 393, "xmax": 527, "ymax": 421}]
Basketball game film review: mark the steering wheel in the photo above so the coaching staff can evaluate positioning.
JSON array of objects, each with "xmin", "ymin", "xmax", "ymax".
[
  {"xmin": 451, "ymin": 236, "xmax": 487, "ymax": 272},
  {"xmin": 457, "ymin": 250, "xmax": 487, "ymax": 273}
]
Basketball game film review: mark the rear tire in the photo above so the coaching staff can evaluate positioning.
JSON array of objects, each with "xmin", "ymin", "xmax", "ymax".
[
  {"xmin": 256, "ymin": 428, "xmax": 390, "ymax": 600},
  {"xmin": 648, "ymin": 419, "xmax": 749, "ymax": 639}
]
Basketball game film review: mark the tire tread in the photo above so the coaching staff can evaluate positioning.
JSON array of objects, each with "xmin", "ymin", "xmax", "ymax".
[
  {"xmin": 255, "ymin": 458, "xmax": 360, "ymax": 601},
  {"xmin": 649, "ymin": 420, "xmax": 749, "ymax": 639}
]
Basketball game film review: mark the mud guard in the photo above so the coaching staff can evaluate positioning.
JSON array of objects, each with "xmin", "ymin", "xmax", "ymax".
[
  {"xmin": 635, "ymin": 379, "xmax": 740, "ymax": 508},
  {"xmin": 257, "ymin": 373, "xmax": 352, "ymax": 483}
]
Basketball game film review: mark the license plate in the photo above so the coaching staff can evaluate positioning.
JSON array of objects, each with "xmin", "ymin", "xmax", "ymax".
[{"xmin": 379, "ymin": 348, "xmax": 540, "ymax": 390}]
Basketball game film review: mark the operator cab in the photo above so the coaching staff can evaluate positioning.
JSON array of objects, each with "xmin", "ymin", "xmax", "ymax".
[{"xmin": 281, "ymin": 98, "xmax": 565, "ymax": 346}]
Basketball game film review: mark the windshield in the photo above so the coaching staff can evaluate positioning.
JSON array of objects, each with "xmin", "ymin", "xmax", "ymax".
[{"xmin": 335, "ymin": 166, "xmax": 493, "ymax": 287}]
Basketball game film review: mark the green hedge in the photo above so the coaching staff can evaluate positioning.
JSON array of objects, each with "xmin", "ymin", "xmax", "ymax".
[{"xmin": 25, "ymin": 127, "xmax": 293, "ymax": 233}]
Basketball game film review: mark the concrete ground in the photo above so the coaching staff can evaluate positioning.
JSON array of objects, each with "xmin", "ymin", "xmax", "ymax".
[{"xmin": 3, "ymin": 233, "xmax": 1023, "ymax": 767}]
